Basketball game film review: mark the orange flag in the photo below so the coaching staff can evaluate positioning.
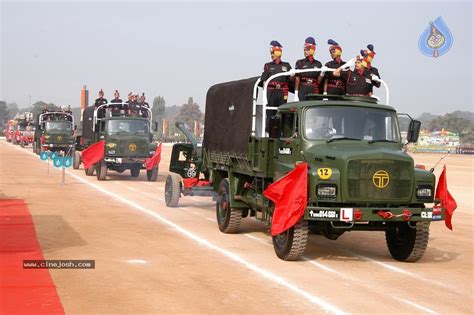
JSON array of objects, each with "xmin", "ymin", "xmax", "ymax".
[
  {"xmin": 435, "ymin": 165, "xmax": 457, "ymax": 230},
  {"xmin": 263, "ymin": 162, "xmax": 308, "ymax": 236},
  {"xmin": 145, "ymin": 143, "xmax": 162, "ymax": 170},
  {"xmin": 81, "ymin": 140, "xmax": 105, "ymax": 169}
]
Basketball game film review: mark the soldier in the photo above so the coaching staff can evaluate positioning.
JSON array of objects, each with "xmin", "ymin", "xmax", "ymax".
[
  {"xmin": 110, "ymin": 90, "xmax": 123, "ymax": 115},
  {"xmin": 111, "ymin": 90, "xmax": 123, "ymax": 103},
  {"xmin": 361, "ymin": 44, "xmax": 381, "ymax": 92},
  {"xmin": 94, "ymin": 89, "xmax": 108, "ymax": 107},
  {"xmin": 139, "ymin": 93, "xmax": 149, "ymax": 107},
  {"xmin": 323, "ymin": 39, "xmax": 346, "ymax": 95},
  {"xmin": 332, "ymin": 55, "xmax": 373, "ymax": 96},
  {"xmin": 294, "ymin": 37, "xmax": 323, "ymax": 101},
  {"xmin": 261, "ymin": 40, "xmax": 292, "ymax": 109}
]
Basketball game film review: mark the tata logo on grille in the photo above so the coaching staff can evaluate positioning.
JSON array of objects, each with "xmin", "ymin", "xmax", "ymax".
[
  {"xmin": 372, "ymin": 170, "xmax": 390, "ymax": 188},
  {"xmin": 128, "ymin": 143, "xmax": 137, "ymax": 152},
  {"xmin": 57, "ymin": 135, "xmax": 62, "ymax": 141}
]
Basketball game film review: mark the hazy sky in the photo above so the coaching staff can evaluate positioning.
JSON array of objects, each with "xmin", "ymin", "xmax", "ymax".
[{"xmin": 1, "ymin": 1, "xmax": 473, "ymax": 116}]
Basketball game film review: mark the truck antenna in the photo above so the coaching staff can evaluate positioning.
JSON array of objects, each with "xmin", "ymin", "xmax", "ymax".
[{"xmin": 429, "ymin": 153, "xmax": 449, "ymax": 172}]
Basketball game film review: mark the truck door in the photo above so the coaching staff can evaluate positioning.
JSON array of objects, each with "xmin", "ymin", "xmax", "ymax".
[{"xmin": 275, "ymin": 112, "xmax": 299, "ymax": 176}]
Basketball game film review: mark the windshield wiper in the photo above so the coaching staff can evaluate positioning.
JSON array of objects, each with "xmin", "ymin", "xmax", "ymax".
[
  {"xmin": 326, "ymin": 137, "xmax": 362, "ymax": 143},
  {"xmin": 368, "ymin": 139, "xmax": 399, "ymax": 144}
]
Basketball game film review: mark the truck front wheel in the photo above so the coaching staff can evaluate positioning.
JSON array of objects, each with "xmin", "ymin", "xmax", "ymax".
[
  {"xmin": 130, "ymin": 167, "xmax": 140, "ymax": 178},
  {"xmin": 85, "ymin": 166, "xmax": 95, "ymax": 176},
  {"xmin": 165, "ymin": 173, "xmax": 182, "ymax": 207},
  {"xmin": 385, "ymin": 221, "xmax": 430, "ymax": 262},
  {"xmin": 96, "ymin": 160, "xmax": 107, "ymax": 181},
  {"xmin": 216, "ymin": 178, "xmax": 241, "ymax": 234},
  {"xmin": 73, "ymin": 151, "xmax": 81, "ymax": 169},
  {"xmin": 146, "ymin": 166, "xmax": 159, "ymax": 182},
  {"xmin": 272, "ymin": 220, "xmax": 309, "ymax": 261}
]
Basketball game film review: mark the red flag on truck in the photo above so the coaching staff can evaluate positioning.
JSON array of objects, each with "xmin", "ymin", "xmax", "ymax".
[
  {"xmin": 435, "ymin": 165, "xmax": 457, "ymax": 230},
  {"xmin": 145, "ymin": 143, "xmax": 162, "ymax": 170},
  {"xmin": 263, "ymin": 162, "xmax": 308, "ymax": 236},
  {"xmin": 81, "ymin": 140, "xmax": 105, "ymax": 169}
]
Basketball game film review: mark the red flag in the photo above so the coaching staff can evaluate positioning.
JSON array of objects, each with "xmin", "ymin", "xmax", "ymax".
[
  {"xmin": 145, "ymin": 143, "xmax": 162, "ymax": 170},
  {"xmin": 263, "ymin": 162, "xmax": 308, "ymax": 236},
  {"xmin": 81, "ymin": 140, "xmax": 105, "ymax": 169},
  {"xmin": 435, "ymin": 165, "xmax": 457, "ymax": 230}
]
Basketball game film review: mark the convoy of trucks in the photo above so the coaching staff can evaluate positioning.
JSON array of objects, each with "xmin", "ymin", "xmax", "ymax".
[{"xmin": 3, "ymin": 68, "xmax": 448, "ymax": 263}]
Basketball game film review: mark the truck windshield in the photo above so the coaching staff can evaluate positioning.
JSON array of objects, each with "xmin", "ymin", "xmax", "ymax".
[
  {"xmin": 45, "ymin": 121, "xmax": 72, "ymax": 131},
  {"xmin": 304, "ymin": 106, "xmax": 400, "ymax": 142},
  {"xmin": 107, "ymin": 120, "xmax": 149, "ymax": 134}
]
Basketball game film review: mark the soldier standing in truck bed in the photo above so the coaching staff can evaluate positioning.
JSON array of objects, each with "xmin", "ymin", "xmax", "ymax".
[
  {"xmin": 294, "ymin": 37, "xmax": 322, "ymax": 101},
  {"xmin": 94, "ymin": 89, "xmax": 108, "ymax": 107},
  {"xmin": 323, "ymin": 39, "xmax": 346, "ymax": 95},
  {"xmin": 332, "ymin": 55, "xmax": 373, "ymax": 96},
  {"xmin": 261, "ymin": 40, "xmax": 292, "ymax": 110},
  {"xmin": 361, "ymin": 44, "xmax": 381, "ymax": 93}
]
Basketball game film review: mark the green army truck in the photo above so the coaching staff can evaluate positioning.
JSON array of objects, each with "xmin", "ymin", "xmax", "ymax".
[
  {"xmin": 34, "ymin": 111, "xmax": 76, "ymax": 159},
  {"xmin": 165, "ymin": 71, "xmax": 445, "ymax": 262},
  {"xmin": 78, "ymin": 102, "xmax": 159, "ymax": 181}
]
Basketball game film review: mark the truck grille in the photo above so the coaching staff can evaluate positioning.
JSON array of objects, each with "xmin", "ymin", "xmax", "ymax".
[
  {"xmin": 118, "ymin": 140, "xmax": 147, "ymax": 157},
  {"xmin": 347, "ymin": 159, "xmax": 413, "ymax": 201}
]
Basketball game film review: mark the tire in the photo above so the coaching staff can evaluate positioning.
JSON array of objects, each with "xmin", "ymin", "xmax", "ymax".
[
  {"xmin": 146, "ymin": 166, "xmax": 159, "ymax": 182},
  {"xmin": 34, "ymin": 142, "xmax": 40, "ymax": 155},
  {"xmin": 20, "ymin": 142, "xmax": 25, "ymax": 148},
  {"xmin": 85, "ymin": 166, "xmax": 95, "ymax": 176},
  {"xmin": 385, "ymin": 221, "xmax": 430, "ymax": 262},
  {"xmin": 272, "ymin": 220, "xmax": 309, "ymax": 261},
  {"xmin": 165, "ymin": 173, "xmax": 182, "ymax": 207},
  {"xmin": 73, "ymin": 151, "xmax": 81, "ymax": 169},
  {"xmin": 96, "ymin": 160, "xmax": 107, "ymax": 181},
  {"xmin": 130, "ymin": 167, "xmax": 140, "ymax": 177},
  {"xmin": 216, "ymin": 178, "xmax": 242, "ymax": 234}
]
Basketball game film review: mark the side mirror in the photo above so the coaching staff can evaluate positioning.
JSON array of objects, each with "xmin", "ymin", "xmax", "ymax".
[
  {"xmin": 74, "ymin": 124, "xmax": 77, "ymax": 131},
  {"xmin": 268, "ymin": 117, "xmax": 280, "ymax": 138},
  {"xmin": 153, "ymin": 121, "xmax": 158, "ymax": 132},
  {"xmin": 407, "ymin": 120, "xmax": 421, "ymax": 143}
]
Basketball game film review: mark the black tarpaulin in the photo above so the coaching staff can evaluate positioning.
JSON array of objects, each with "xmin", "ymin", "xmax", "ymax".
[
  {"xmin": 81, "ymin": 107, "xmax": 95, "ymax": 141},
  {"xmin": 203, "ymin": 77, "xmax": 259, "ymax": 155}
]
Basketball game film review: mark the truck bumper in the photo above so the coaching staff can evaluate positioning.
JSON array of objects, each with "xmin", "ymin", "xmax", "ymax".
[
  {"xmin": 304, "ymin": 206, "xmax": 445, "ymax": 222},
  {"xmin": 104, "ymin": 157, "xmax": 147, "ymax": 164}
]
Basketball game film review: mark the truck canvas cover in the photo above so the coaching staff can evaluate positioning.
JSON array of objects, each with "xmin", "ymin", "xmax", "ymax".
[
  {"xmin": 82, "ymin": 106, "xmax": 95, "ymax": 141},
  {"xmin": 203, "ymin": 77, "xmax": 258, "ymax": 155}
]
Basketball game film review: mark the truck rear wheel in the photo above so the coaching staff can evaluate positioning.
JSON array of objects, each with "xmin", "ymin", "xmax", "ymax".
[
  {"xmin": 272, "ymin": 220, "xmax": 309, "ymax": 261},
  {"xmin": 96, "ymin": 160, "xmax": 107, "ymax": 181},
  {"xmin": 73, "ymin": 151, "xmax": 81, "ymax": 169},
  {"xmin": 130, "ymin": 167, "xmax": 140, "ymax": 178},
  {"xmin": 85, "ymin": 166, "xmax": 94, "ymax": 176},
  {"xmin": 385, "ymin": 221, "xmax": 430, "ymax": 262},
  {"xmin": 216, "ymin": 178, "xmax": 241, "ymax": 234},
  {"xmin": 20, "ymin": 142, "xmax": 25, "ymax": 148},
  {"xmin": 165, "ymin": 173, "xmax": 182, "ymax": 207},
  {"xmin": 146, "ymin": 166, "xmax": 159, "ymax": 182}
]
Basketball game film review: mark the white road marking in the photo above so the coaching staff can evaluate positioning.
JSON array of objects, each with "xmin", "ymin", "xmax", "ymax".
[
  {"xmin": 126, "ymin": 259, "xmax": 148, "ymax": 264},
  {"xmin": 394, "ymin": 297, "xmax": 437, "ymax": 314}
]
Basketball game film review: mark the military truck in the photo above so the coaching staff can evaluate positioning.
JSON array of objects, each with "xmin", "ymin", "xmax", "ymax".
[
  {"xmin": 78, "ymin": 102, "xmax": 159, "ymax": 181},
  {"xmin": 165, "ymin": 69, "xmax": 445, "ymax": 262},
  {"xmin": 33, "ymin": 111, "xmax": 76, "ymax": 159}
]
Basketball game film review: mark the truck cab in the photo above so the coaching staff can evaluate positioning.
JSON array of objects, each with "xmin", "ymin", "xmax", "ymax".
[
  {"xmin": 79, "ymin": 103, "xmax": 159, "ymax": 181},
  {"xmin": 34, "ymin": 112, "xmax": 75, "ymax": 155}
]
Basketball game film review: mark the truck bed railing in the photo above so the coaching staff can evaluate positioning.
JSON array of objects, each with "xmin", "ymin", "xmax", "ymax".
[
  {"xmin": 253, "ymin": 67, "xmax": 389, "ymax": 136},
  {"xmin": 93, "ymin": 102, "xmax": 152, "ymax": 132},
  {"xmin": 39, "ymin": 112, "xmax": 74, "ymax": 125}
]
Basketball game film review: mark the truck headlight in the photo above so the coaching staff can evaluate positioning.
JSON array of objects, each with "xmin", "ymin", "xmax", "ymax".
[
  {"xmin": 416, "ymin": 185, "xmax": 433, "ymax": 199},
  {"xmin": 317, "ymin": 185, "xmax": 337, "ymax": 198},
  {"xmin": 106, "ymin": 142, "xmax": 117, "ymax": 148},
  {"xmin": 108, "ymin": 150, "xmax": 116, "ymax": 155}
]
